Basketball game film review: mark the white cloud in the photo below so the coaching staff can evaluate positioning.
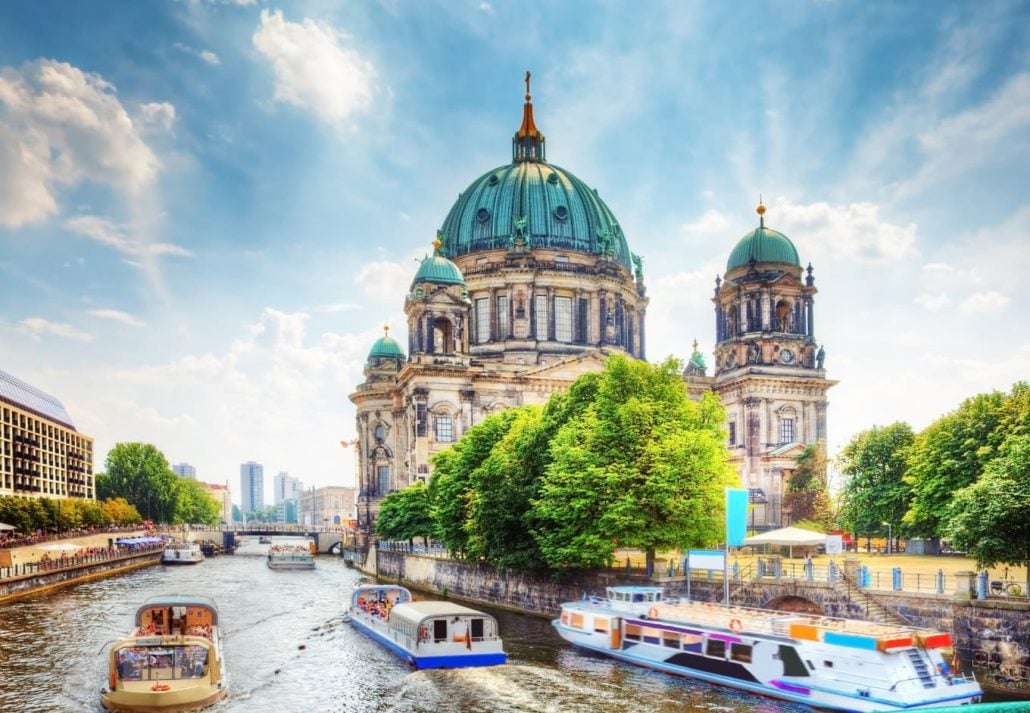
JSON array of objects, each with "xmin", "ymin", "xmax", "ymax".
[
  {"xmin": 958, "ymin": 291, "xmax": 1009, "ymax": 314},
  {"xmin": 680, "ymin": 209, "xmax": 731, "ymax": 241},
  {"xmin": 356, "ymin": 260, "xmax": 413, "ymax": 302},
  {"xmin": 64, "ymin": 214, "xmax": 192, "ymax": 260},
  {"xmin": 172, "ymin": 42, "xmax": 221, "ymax": 66},
  {"xmin": 914, "ymin": 292, "xmax": 950, "ymax": 311},
  {"xmin": 0, "ymin": 59, "xmax": 163, "ymax": 227},
  {"xmin": 317, "ymin": 302, "xmax": 361, "ymax": 314},
  {"xmin": 921, "ymin": 262, "xmax": 981, "ymax": 285},
  {"xmin": 772, "ymin": 198, "xmax": 918, "ymax": 264},
  {"xmin": 139, "ymin": 102, "xmax": 176, "ymax": 131},
  {"xmin": 252, "ymin": 9, "xmax": 376, "ymax": 125},
  {"xmin": 87, "ymin": 309, "xmax": 147, "ymax": 327},
  {"xmin": 19, "ymin": 317, "xmax": 93, "ymax": 342}
]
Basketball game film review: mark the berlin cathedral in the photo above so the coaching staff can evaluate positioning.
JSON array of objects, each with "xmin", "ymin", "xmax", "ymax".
[{"xmin": 350, "ymin": 77, "xmax": 835, "ymax": 536}]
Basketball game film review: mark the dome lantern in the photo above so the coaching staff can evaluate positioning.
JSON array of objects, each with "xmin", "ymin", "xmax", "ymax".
[{"xmin": 512, "ymin": 70, "xmax": 545, "ymax": 163}]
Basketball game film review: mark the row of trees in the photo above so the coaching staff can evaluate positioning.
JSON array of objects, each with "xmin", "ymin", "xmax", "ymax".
[
  {"xmin": 96, "ymin": 443, "xmax": 222, "ymax": 526},
  {"xmin": 838, "ymin": 382, "xmax": 1028, "ymax": 577},
  {"xmin": 0, "ymin": 494, "xmax": 141, "ymax": 534},
  {"xmin": 376, "ymin": 355, "xmax": 739, "ymax": 573}
]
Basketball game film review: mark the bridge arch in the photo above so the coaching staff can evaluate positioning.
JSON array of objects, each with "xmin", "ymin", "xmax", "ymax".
[{"xmin": 763, "ymin": 594, "xmax": 823, "ymax": 615}]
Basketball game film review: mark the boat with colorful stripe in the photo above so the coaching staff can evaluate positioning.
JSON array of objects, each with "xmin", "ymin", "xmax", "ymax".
[
  {"xmin": 346, "ymin": 585, "xmax": 506, "ymax": 669},
  {"xmin": 553, "ymin": 586, "xmax": 981, "ymax": 712}
]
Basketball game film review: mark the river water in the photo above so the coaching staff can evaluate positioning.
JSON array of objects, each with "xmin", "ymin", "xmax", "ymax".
[{"xmin": 0, "ymin": 538, "xmax": 818, "ymax": 713}]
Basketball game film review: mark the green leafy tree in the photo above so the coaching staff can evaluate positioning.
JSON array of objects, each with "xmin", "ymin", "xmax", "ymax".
[
  {"xmin": 838, "ymin": 423, "xmax": 915, "ymax": 546},
  {"xmin": 428, "ymin": 409, "xmax": 521, "ymax": 558},
  {"xmin": 103, "ymin": 443, "xmax": 180, "ymax": 523},
  {"xmin": 101, "ymin": 497, "xmax": 142, "ymax": 525},
  {"xmin": 376, "ymin": 482, "xmax": 433, "ymax": 545},
  {"xmin": 532, "ymin": 355, "xmax": 737, "ymax": 572},
  {"xmin": 904, "ymin": 386, "xmax": 1024, "ymax": 537},
  {"xmin": 948, "ymin": 435, "xmax": 1030, "ymax": 591},
  {"xmin": 784, "ymin": 441, "xmax": 833, "ymax": 529},
  {"xmin": 173, "ymin": 478, "xmax": 221, "ymax": 525}
]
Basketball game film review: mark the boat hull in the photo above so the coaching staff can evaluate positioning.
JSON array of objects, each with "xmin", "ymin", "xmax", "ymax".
[
  {"xmin": 100, "ymin": 686, "xmax": 225, "ymax": 713},
  {"xmin": 350, "ymin": 614, "xmax": 506, "ymax": 669},
  {"xmin": 266, "ymin": 561, "xmax": 315, "ymax": 570}
]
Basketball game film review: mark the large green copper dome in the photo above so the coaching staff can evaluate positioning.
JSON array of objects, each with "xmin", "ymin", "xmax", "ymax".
[
  {"xmin": 438, "ymin": 84, "xmax": 633, "ymax": 273},
  {"xmin": 726, "ymin": 207, "xmax": 800, "ymax": 271}
]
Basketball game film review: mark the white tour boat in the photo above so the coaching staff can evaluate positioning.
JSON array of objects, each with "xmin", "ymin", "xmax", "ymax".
[
  {"xmin": 347, "ymin": 584, "xmax": 506, "ymax": 669},
  {"xmin": 266, "ymin": 544, "xmax": 315, "ymax": 570},
  {"xmin": 162, "ymin": 541, "xmax": 204, "ymax": 565},
  {"xmin": 553, "ymin": 586, "xmax": 981, "ymax": 712},
  {"xmin": 101, "ymin": 595, "xmax": 225, "ymax": 713}
]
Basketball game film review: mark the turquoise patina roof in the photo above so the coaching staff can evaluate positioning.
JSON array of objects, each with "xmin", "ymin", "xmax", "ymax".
[
  {"xmin": 412, "ymin": 240, "xmax": 465, "ymax": 287},
  {"xmin": 727, "ymin": 205, "xmax": 800, "ymax": 271},
  {"xmin": 368, "ymin": 330, "xmax": 406, "ymax": 361},
  {"xmin": 438, "ymin": 79, "xmax": 634, "ymax": 272}
]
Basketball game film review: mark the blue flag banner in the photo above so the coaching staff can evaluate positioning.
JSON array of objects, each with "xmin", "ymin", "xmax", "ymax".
[{"xmin": 726, "ymin": 488, "xmax": 748, "ymax": 547}]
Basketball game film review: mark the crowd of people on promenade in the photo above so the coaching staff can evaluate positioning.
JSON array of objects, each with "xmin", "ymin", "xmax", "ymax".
[
  {"xmin": 1, "ymin": 539, "xmax": 165, "ymax": 580},
  {"xmin": 0, "ymin": 524, "xmax": 146, "ymax": 549}
]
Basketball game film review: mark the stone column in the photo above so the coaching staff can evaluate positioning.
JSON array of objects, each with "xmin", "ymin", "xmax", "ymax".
[{"xmin": 953, "ymin": 571, "xmax": 976, "ymax": 600}]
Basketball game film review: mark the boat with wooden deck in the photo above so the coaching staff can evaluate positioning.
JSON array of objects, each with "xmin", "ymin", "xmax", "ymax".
[
  {"xmin": 162, "ymin": 541, "xmax": 204, "ymax": 565},
  {"xmin": 553, "ymin": 585, "xmax": 981, "ymax": 712},
  {"xmin": 101, "ymin": 595, "xmax": 225, "ymax": 713},
  {"xmin": 346, "ymin": 585, "xmax": 506, "ymax": 669},
  {"xmin": 266, "ymin": 544, "xmax": 315, "ymax": 570}
]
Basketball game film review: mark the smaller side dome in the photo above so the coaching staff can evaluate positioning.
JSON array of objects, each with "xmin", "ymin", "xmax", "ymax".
[
  {"xmin": 411, "ymin": 236, "xmax": 465, "ymax": 288},
  {"xmin": 726, "ymin": 203, "xmax": 801, "ymax": 271},
  {"xmin": 368, "ymin": 326, "xmax": 405, "ymax": 362}
]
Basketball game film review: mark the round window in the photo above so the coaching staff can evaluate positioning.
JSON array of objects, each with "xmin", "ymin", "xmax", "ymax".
[
  {"xmin": 554, "ymin": 206, "xmax": 568, "ymax": 220},
  {"xmin": 488, "ymin": 174, "xmax": 499, "ymax": 186},
  {"xmin": 547, "ymin": 172, "xmax": 559, "ymax": 184},
  {"xmin": 476, "ymin": 208, "xmax": 490, "ymax": 223}
]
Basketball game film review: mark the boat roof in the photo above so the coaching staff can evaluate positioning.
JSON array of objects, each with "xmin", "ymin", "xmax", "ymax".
[
  {"xmin": 389, "ymin": 601, "xmax": 496, "ymax": 628},
  {"xmin": 135, "ymin": 595, "xmax": 218, "ymax": 624}
]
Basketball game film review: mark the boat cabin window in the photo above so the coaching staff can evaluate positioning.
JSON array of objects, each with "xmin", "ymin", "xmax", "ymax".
[
  {"xmin": 730, "ymin": 643, "xmax": 752, "ymax": 663},
  {"xmin": 705, "ymin": 638, "xmax": 726, "ymax": 658},
  {"xmin": 824, "ymin": 660, "xmax": 834, "ymax": 668},
  {"xmin": 117, "ymin": 645, "xmax": 208, "ymax": 681},
  {"xmin": 624, "ymin": 624, "xmax": 642, "ymax": 642},
  {"xmin": 470, "ymin": 618, "xmax": 484, "ymax": 641},
  {"xmin": 433, "ymin": 619, "xmax": 448, "ymax": 643},
  {"xmin": 632, "ymin": 593, "xmax": 645, "ymax": 603},
  {"xmin": 570, "ymin": 613, "xmax": 585, "ymax": 629},
  {"xmin": 681, "ymin": 633, "xmax": 704, "ymax": 653},
  {"xmin": 662, "ymin": 631, "xmax": 680, "ymax": 649},
  {"xmin": 777, "ymin": 645, "xmax": 809, "ymax": 677},
  {"xmin": 594, "ymin": 618, "xmax": 609, "ymax": 634}
]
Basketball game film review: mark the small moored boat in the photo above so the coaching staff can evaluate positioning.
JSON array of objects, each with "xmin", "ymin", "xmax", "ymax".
[
  {"xmin": 266, "ymin": 544, "xmax": 315, "ymax": 570},
  {"xmin": 101, "ymin": 595, "xmax": 225, "ymax": 713},
  {"xmin": 347, "ymin": 585, "xmax": 506, "ymax": 669},
  {"xmin": 553, "ymin": 586, "xmax": 981, "ymax": 712},
  {"xmin": 162, "ymin": 542, "xmax": 204, "ymax": 565}
]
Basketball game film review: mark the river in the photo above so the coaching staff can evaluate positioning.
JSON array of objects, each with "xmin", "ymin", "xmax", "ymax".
[{"xmin": 0, "ymin": 537, "xmax": 822, "ymax": 713}]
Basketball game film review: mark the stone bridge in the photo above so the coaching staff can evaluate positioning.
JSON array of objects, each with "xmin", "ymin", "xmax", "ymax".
[{"xmin": 186, "ymin": 527, "xmax": 353, "ymax": 554}]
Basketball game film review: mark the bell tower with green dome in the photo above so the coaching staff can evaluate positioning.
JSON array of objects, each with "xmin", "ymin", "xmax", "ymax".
[
  {"xmin": 348, "ymin": 75, "xmax": 648, "ymax": 542},
  {"xmin": 711, "ymin": 202, "xmax": 836, "ymax": 528}
]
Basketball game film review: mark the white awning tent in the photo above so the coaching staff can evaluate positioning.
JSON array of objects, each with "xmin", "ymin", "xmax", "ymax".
[
  {"xmin": 743, "ymin": 526, "xmax": 827, "ymax": 558},
  {"xmin": 0, "ymin": 522, "xmax": 16, "ymax": 531}
]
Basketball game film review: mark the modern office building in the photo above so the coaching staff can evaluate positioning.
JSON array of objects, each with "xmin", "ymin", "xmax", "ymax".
[
  {"xmin": 239, "ymin": 461, "xmax": 264, "ymax": 515},
  {"xmin": 172, "ymin": 462, "xmax": 196, "ymax": 479},
  {"xmin": 0, "ymin": 368, "xmax": 94, "ymax": 500},
  {"xmin": 272, "ymin": 471, "xmax": 303, "ymax": 505}
]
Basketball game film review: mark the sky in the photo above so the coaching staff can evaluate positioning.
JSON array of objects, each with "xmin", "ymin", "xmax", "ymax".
[{"xmin": 1, "ymin": 0, "xmax": 1027, "ymax": 504}]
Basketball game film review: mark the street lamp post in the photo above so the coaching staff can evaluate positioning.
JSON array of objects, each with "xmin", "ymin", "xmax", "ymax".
[{"xmin": 882, "ymin": 521, "xmax": 892, "ymax": 554}]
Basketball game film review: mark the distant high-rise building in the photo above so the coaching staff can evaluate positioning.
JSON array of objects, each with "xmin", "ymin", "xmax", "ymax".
[
  {"xmin": 239, "ymin": 461, "xmax": 264, "ymax": 514},
  {"xmin": 172, "ymin": 463, "xmax": 196, "ymax": 479},
  {"xmin": 272, "ymin": 471, "xmax": 303, "ymax": 505}
]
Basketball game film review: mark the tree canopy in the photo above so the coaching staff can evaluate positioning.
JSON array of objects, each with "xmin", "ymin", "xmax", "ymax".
[
  {"xmin": 376, "ymin": 481, "xmax": 433, "ymax": 544},
  {"xmin": 948, "ymin": 434, "xmax": 1030, "ymax": 590},
  {"xmin": 784, "ymin": 441, "xmax": 833, "ymax": 529},
  {"xmin": 837, "ymin": 423, "xmax": 915, "ymax": 540}
]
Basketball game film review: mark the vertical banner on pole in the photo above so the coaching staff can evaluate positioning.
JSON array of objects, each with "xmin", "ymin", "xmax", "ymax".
[{"xmin": 726, "ymin": 488, "xmax": 748, "ymax": 547}]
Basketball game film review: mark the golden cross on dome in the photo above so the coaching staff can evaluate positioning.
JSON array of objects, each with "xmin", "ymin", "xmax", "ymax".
[
  {"xmin": 525, "ymin": 70, "xmax": 531, "ymax": 100},
  {"xmin": 383, "ymin": 324, "xmax": 390, "ymax": 335}
]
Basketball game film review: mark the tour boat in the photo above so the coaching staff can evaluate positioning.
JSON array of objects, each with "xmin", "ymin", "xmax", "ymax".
[
  {"xmin": 346, "ymin": 585, "xmax": 506, "ymax": 669},
  {"xmin": 162, "ymin": 541, "xmax": 204, "ymax": 565},
  {"xmin": 553, "ymin": 586, "xmax": 982, "ymax": 712},
  {"xmin": 101, "ymin": 595, "xmax": 226, "ymax": 713},
  {"xmin": 266, "ymin": 544, "xmax": 315, "ymax": 570}
]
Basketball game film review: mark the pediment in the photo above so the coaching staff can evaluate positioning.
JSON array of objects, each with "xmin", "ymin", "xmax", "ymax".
[{"xmin": 521, "ymin": 351, "xmax": 609, "ymax": 380}]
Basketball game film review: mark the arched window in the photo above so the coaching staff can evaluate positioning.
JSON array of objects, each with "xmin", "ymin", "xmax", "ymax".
[
  {"xmin": 778, "ymin": 406, "xmax": 797, "ymax": 444},
  {"xmin": 776, "ymin": 300, "xmax": 793, "ymax": 332}
]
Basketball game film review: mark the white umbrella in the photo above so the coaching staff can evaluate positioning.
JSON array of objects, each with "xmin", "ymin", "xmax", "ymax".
[
  {"xmin": 743, "ymin": 526, "xmax": 827, "ymax": 559},
  {"xmin": 0, "ymin": 523, "xmax": 16, "ymax": 531},
  {"xmin": 38, "ymin": 542, "xmax": 84, "ymax": 552}
]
